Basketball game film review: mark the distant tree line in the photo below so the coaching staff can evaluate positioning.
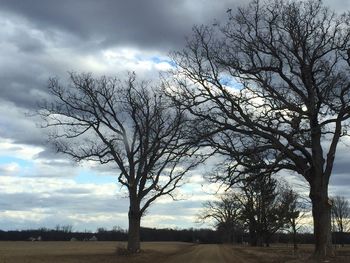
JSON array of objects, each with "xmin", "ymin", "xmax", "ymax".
[
  {"xmin": 0, "ymin": 226, "xmax": 217, "ymax": 243},
  {"xmin": 0, "ymin": 227, "xmax": 126, "ymax": 242},
  {"xmin": 1, "ymin": 225, "xmax": 350, "ymax": 245},
  {"xmin": 0, "ymin": 226, "xmax": 287, "ymax": 243}
]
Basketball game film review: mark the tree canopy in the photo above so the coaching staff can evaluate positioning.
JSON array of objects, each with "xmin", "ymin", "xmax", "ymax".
[{"xmin": 40, "ymin": 72, "xmax": 203, "ymax": 252}]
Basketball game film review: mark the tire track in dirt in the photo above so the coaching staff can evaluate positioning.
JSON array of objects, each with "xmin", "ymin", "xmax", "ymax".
[{"xmin": 162, "ymin": 244, "xmax": 259, "ymax": 263}]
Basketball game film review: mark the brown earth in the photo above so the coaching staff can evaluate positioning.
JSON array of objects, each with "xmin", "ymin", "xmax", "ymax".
[
  {"xmin": 161, "ymin": 243, "xmax": 261, "ymax": 263},
  {"xmin": 1, "ymin": 241, "xmax": 350, "ymax": 263}
]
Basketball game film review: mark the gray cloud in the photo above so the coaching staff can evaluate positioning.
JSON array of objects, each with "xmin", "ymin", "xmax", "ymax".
[
  {"xmin": 0, "ymin": 0, "xmax": 350, "ymax": 231},
  {"xmin": 324, "ymin": 0, "xmax": 350, "ymax": 12},
  {"xmin": 0, "ymin": 0, "xmax": 345, "ymax": 108},
  {"xmin": 0, "ymin": 101, "xmax": 49, "ymax": 148},
  {"xmin": 0, "ymin": 0, "xmax": 238, "ymax": 53}
]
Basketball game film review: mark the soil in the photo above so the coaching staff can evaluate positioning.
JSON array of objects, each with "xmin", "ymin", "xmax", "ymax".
[{"xmin": 163, "ymin": 244, "xmax": 261, "ymax": 263}]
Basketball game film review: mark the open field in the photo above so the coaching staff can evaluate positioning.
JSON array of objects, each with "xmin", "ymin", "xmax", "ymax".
[{"xmin": 1, "ymin": 241, "xmax": 350, "ymax": 263}]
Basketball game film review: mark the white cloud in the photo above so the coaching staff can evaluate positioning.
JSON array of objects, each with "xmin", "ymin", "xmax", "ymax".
[
  {"xmin": 0, "ymin": 162, "xmax": 20, "ymax": 175},
  {"xmin": 0, "ymin": 171, "xmax": 214, "ymax": 230},
  {"xmin": 0, "ymin": 210, "xmax": 47, "ymax": 222},
  {"xmin": 99, "ymin": 47, "xmax": 173, "ymax": 76},
  {"xmin": 142, "ymin": 214, "xmax": 197, "ymax": 229},
  {"xmin": 0, "ymin": 139, "xmax": 43, "ymax": 161},
  {"xmin": 155, "ymin": 61, "xmax": 173, "ymax": 71}
]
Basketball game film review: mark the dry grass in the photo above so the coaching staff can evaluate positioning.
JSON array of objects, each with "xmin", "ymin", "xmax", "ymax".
[
  {"xmin": 0, "ymin": 241, "xmax": 192, "ymax": 263},
  {"xmin": 234, "ymin": 244, "xmax": 350, "ymax": 263}
]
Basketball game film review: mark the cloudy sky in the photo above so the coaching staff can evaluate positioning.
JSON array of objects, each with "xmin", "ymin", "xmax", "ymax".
[{"xmin": 0, "ymin": 0, "xmax": 350, "ymax": 232}]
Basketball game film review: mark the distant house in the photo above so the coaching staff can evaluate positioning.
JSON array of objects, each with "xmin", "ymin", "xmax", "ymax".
[
  {"xmin": 89, "ymin": 235, "xmax": 98, "ymax": 241},
  {"xmin": 28, "ymin": 236, "xmax": 42, "ymax": 241},
  {"xmin": 70, "ymin": 237, "xmax": 78, "ymax": 241}
]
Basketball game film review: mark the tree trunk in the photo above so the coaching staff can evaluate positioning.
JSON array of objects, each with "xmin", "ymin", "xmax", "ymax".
[
  {"xmin": 339, "ymin": 225, "xmax": 344, "ymax": 247},
  {"xmin": 127, "ymin": 197, "xmax": 141, "ymax": 253},
  {"xmin": 310, "ymin": 181, "xmax": 334, "ymax": 259},
  {"xmin": 291, "ymin": 218, "xmax": 298, "ymax": 251},
  {"xmin": 249, "ymin": 222, "xmax": 257, "ymax": 246},
  {"xmin": 256, "ymin": 234, "xmax": 264, "ymax": 247},
  {"xmin": 250, "ymin": 234, "xmax": 257, "ymax": 246},
  {"xmin": 293, "ymin": 229, "xmax": 298, "ymax": 251}
]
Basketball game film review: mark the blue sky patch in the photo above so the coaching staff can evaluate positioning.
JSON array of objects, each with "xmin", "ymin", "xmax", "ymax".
[{"xmin": 75, "ymin": 169, "xmax": 116, "ymax": 185}]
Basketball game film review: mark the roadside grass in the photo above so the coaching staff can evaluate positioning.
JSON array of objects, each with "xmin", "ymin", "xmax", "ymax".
[{"xmin": 235, "ymin": 244, "xmax": 350, "ymax": 263}]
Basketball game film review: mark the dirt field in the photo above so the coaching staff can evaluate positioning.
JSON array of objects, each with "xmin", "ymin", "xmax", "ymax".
[{"xmin": 1, "ymin": 241, "xmax": 350, "ymax": 263}]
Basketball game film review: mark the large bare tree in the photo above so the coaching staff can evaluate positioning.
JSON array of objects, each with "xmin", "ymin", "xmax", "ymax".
[
  {"xmin": 167, "ymin": 0, "xmax": 350, "ymax": 258},
  {"xmin": 39, "ymin": 73, "xmax": 202, "ymax": 253}
]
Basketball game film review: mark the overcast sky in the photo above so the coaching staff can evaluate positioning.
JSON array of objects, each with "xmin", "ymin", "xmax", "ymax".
[{"xmin": 0, "ymin": 0, "xmax": 350, "ymax": 232}]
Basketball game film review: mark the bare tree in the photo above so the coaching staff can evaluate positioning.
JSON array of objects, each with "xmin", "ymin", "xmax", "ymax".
[
  {"xmin": 198, "ymin": 174, "xmax": 296, "ymax": 247},
  {"xmin": 197, "ymin": 193, "xmax": 243, "ymax": 243},
  {"xmin": 331, "ymin": 195, "xmax": 350, "ymax": 247},
  {"xmin": 166, "ymin": 0, "xmax": 350, "ymax": 258},
  {"xmin": 237, "ymin": 174, "xmax": 293, "ymax": 247},
  {"xmin": 55, "ymin": 224, "xmax": 73, "ymax": 233},
  {"xmin": 281, "ymin": 188, "xmax": 308, "ymax": 251},
  {"xmin": 39, "ymin": 73, "xmax": 203, "ymax": 253}
]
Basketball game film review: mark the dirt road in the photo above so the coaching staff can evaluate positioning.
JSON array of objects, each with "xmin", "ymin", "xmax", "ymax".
[{"xmin": 163, "ymin": 244, "xmax": 259, "ymax": 263}]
